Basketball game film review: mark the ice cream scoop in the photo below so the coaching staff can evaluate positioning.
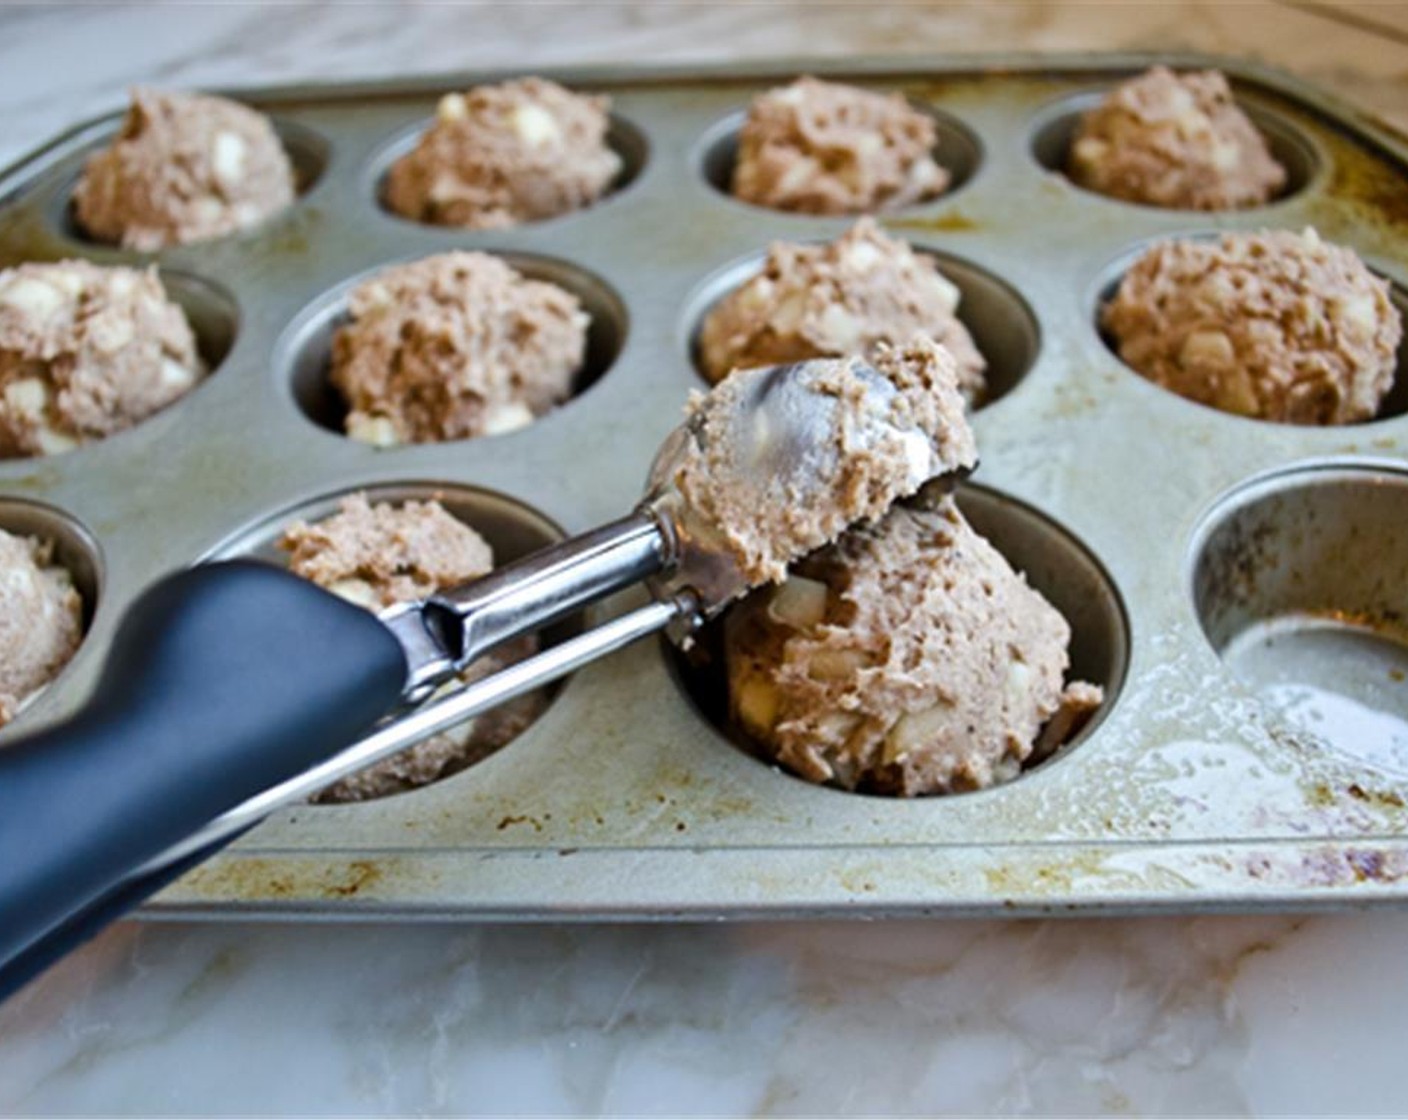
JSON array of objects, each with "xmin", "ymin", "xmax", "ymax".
[{"xmin": 0, "ymin": 346, "xmax": 974, "ymax": 998}]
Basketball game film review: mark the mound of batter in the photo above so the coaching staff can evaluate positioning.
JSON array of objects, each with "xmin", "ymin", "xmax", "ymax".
[
  {"xmin": 1067, "ymin": 66, "xmax": 1285, "ymax": 211},
  {"xmin": 330, "ymin": 251, "xmax": 588, "ymax": 446},
  {"xmin": 731, "ymin": 77, "xmax": 950, "ymax": 214},
  {"xmin": 384, "ymin": 77, "xmax": 621, "ymax": 229},
  {"xmin": 75, "ymin": 88, "xmax": 295, "ymax": 250},
  {"xmin": 1103, "ymin": 228, "xmax": 1401, "ymax": 424},
  {"xmin": 668, "ymin": 337, "xmax": 977, "ymax": 589},
  {"xmin": 281, "ymin": 494, "xmax": 546, "ymax": 802},
  {"xmin": 697, "ymin": 218, "xmax": 986, "ymax": 401},
  {"xmin": 725, "ymin": 495, "xmax": 1102, "ymax": 796},
  {"xmin": 0, "ymin": 260, "xmax": 203, "ymax": 458},
  {"xmin": 0, "ymin": 529, "xmax": 83, "ymax": 727}
]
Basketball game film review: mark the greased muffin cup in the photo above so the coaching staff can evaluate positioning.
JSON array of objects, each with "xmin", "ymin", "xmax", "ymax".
[{"xmin": 0, "ymin": 53, "xmax": 1405, "ymax": 918}]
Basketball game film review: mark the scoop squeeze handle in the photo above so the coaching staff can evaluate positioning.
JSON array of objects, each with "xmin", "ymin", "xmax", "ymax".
[{"xmin": 0, "ymin": 561, "xmax": 408, "ymax": 998}]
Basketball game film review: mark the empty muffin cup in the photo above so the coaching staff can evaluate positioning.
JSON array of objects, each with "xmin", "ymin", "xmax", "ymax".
[{"xmin": 1192, "ymin": 461, "xmax": 1408, "ymax": 775}]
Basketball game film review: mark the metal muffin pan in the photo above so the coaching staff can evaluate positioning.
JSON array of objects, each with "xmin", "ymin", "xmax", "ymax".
[{"xmin": 1, "ymin": 52, "xmax": 1406, "ymax": 918}]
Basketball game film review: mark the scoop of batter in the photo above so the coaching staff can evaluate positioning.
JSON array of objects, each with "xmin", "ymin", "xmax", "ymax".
[
  {"xmin": 74, "ymin": 88, "xmax": 295, "ymax": 250},
  {"xmin": 664, "ymin": 337, "xmax": 978, "ymax": 591},
  {"xmin": 281, "ymin": 494, "xmax": 546, "ymax": 802},
  {"xmin": 0, "ymin": 260, "xmax": 204, "ymax": 458},
  {"xmin": 697, "ymin": 218, "xmax": 986, "ymax": 401},
  {"xmin": 384, "ymin": 77, "xmax": 622, "ymax": 229},
  {"xmin": 1067, "ymin": 66, "xmax": 1285, "ymax": 211},
  {"xmin": 731, "ymin": 77, "xmax": 950, "ymax": 215},
  {"xmin": 725, "ymin": 495, "xmax": 1102, "ymax": 795},
  {"xmin": 330, "ymin": 251, "xmax": 589, "ymax": 446},
  {"xmin": 0, "ymin": 530, "xmax": 83, "ymax": 727},
  {"xmin": 1103, "ymin": 228, "xmax": 1402, "ymax": 424}
]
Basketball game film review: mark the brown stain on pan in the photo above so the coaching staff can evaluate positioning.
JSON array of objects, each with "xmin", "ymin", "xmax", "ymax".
[
  {"xmin": 884, "ymin": 210, "xmax": 981, "ymax": 234},
  {"xmin": 1317, "ymin": 122, "xmax": 1408, "ymax": 231},
  {"xmin": 496, "ymin": 813, "xmax": 547, "ymax": 832},
  {"xmin": 0, "ymin": 467, "xmax": 62, "ymax": 493},
  {"xmin": 1347, "ymin": 783, "xmax": 1407, "ymax": 810},
  {"xmin": 177, "ymin": 856, "xmax": 387, "ymax": 902},
  {"xmin": 0, "ymin": 208, "xmax": 65, "ymax": 267},
  {"xmin": 1304, "ymin": 780, "xmax": 1406, "ymax": 818},
  {"xmin": 982, "ymin": 851, "xmax": 1197, "ymax": 896}
]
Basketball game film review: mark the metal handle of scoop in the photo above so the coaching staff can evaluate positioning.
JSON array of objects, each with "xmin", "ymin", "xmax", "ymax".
[
  {"xmin": 380, "ymin": 512, "xmax": 673, "ymax": 702},
  {"xmin": 141, "ymin": 592, "xmax": 694, "ymax": 875}
]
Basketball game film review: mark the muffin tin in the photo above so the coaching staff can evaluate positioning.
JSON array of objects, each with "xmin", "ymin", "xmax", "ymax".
[{"xmin": 1, "ymin": 52, "xmax": 1406, "ymax": 918}]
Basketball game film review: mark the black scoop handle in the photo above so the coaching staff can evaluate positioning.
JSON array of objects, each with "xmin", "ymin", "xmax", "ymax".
[{"xmin": 0, "ymin": 561, "xmax": 408, "ymax": 998}]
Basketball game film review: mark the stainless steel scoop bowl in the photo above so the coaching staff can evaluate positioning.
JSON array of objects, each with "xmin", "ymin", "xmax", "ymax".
[{"xmin": 0, "ymin": 357, "xmax": 954, "ymax": 998}]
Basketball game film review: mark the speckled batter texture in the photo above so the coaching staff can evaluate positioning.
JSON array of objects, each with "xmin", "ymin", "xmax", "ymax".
[
  {"xmin": 0, "ymin": 529, "xmax": 83, "ymax": 727},
  {"xmin": 671, "ymin": 338, "xmax": 977, "ymax": 590},
  {"xmin": 725, "ymin": 497, "xmax": 1102, "ymax": 796},
  {"xmin": 697, "ymin": 218, "xmax": 986, "ymax": 401},
  {"xmin": 1067, "ymin": 66, "xmax": 1285, "ymax": 211},
  {"xmin": 1103, "ymin": 228, "xmax": 1402, "ymax": 424},
  {"xmin": 330, "ymin": 251, "xmax": 588, "ymax": 446},
  {"xmin": 731, "ymin": 77, "xmax": 950, "ymax": 215},
  {"xmin": 281, "ymin": 494, "xmax": 546, "ymax": 802},
  {"xmin": 74, "ymin": 88, "xmax": 295, "ymax": 250},
  {"xmin": 0, "ymin": 260, "xmax": 204, "ymax": 458},
  {"xmin": 384, "ymin": 77, "xmax": 621, "ymax": 229}
]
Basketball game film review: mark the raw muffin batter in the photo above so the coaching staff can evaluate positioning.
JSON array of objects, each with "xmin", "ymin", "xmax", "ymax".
[
  {"xmin": 384, "ymin": 77, "xmax": 622, "ymax": 228},
  {"xmin": 1103, "ymin": 228, "xmax": 1402, "ymax": 424},
  {"xmin": 74, "ymin": 88, "xmax": 295, "ymax": 250},
  {"xmin": 0, "ymin": 260, "xmax": 204, "ymax": 458},
  {"xmin": 697, "ymin": 218, "xmax": 986, "ymax": 401},
  {"xmin": 731, "ymin": 77, "xmax": 951, "ymax": 214},
  {"xmin": 330, "ymin": 251, "xmax": 589, "ymax": 446},
  {"xmin": 1067, "ymin": 66, "xmax": 1285, "ymax": 211},
  {"xmin": 281, "ymin": 494, "xmax": 545, "ymax": 802},
  {"xmin": 725, "ymin": 495, "xmax": 1103, "ymax": 796},
  {"xmin": 0, "ymin": 529, "xmax": 83, "ymax": 728},
  {"xmin": 666, "ymin": 337, "xmax": 977, "ymax": 590}
]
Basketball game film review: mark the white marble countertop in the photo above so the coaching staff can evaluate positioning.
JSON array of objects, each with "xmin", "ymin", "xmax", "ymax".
[{"xmin": 3, "ymin": 3, "xmax": 1408, "ymax": 1115}]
